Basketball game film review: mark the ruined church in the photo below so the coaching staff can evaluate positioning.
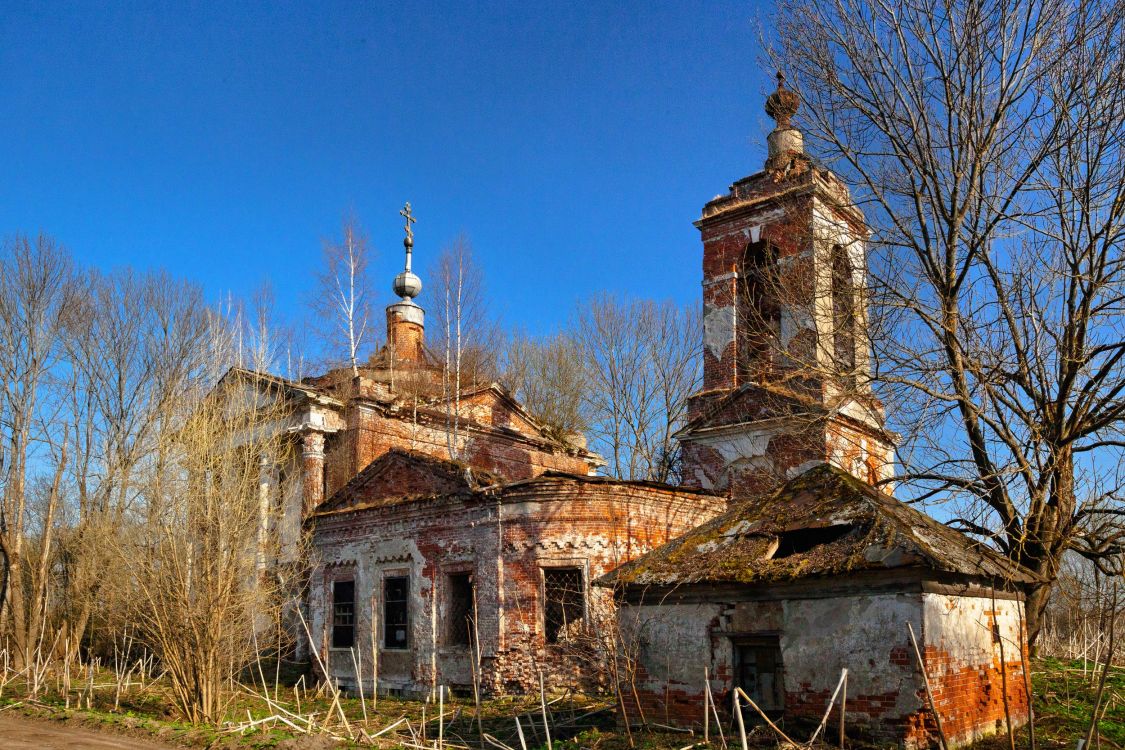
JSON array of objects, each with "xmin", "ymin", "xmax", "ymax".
[{"xmin": 246, "ymin": 75, "xmax": 1032, "ymax": 748}]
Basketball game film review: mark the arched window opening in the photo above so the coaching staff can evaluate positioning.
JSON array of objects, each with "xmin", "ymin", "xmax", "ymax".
[
  {"xmin": 831, "ymin": 244, "xmax": 857, "ymax": 386},
  {"xmin": 739, "ymin": 240, "xmax": 779, "ymax": 378}
]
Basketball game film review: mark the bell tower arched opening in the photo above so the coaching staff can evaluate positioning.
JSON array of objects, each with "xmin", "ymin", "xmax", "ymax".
[{"xmin": 738, "ymin": 239, "xmax": 779, "ymax": 382}]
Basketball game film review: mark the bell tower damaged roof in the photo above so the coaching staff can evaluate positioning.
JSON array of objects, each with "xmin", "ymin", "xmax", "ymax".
[{"xmin": 599, "ymin": 463, "xmax": 1038, "ymax": 588}]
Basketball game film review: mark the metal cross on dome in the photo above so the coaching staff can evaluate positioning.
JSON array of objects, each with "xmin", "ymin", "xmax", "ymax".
[{"xmin": 399, "ymin": 202, "xmax": 416, "ymax": 242}]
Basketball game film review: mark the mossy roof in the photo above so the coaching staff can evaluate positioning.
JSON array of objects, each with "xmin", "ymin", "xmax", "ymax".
[{"xmin": 598, "ymin": 463, "xmax": 1038, "ymax": 588}]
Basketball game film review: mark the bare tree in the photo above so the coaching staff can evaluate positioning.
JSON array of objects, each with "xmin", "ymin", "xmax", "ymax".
[
  {"xmin": 504, "ymin": 331, "xmax": 588, "ymax": 440},
  {"xmin": 428, "ymin": 236, "xmax": 500, "ymax": 461},
  {"xmin": 59, "ymin": 269, "xmax": 212, "ymax": 655},
  {"xmin": 312, "ymin": 216, "xmax": 375, "ymax": 376},
  {"xmin": 773, "ymin": 0, "xmax": 1125, "ymax": 643},
  {"xmin": 0, "ymin": 234, "xmax": 76, "ymax": 668},
  {"xmin": 114, "ymin": 320, "xmax": 292, "ymax": 723},
  {"xmin": 0, "ymin": 230, "xmax": 299, "ymax": 720},
  {"xmin": 572, "ymin": 295, "xmax": 700, "ymax": 482}
]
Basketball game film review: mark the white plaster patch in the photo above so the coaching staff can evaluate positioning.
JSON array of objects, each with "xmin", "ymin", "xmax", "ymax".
[
  {"xmin": 782, "ymin": 594, "xmax": 923, "ymax": 705},
  {"xmin": 692, "ymin": 468, "xmax": 715, "ymax": 491},
  {"xmin": 707, "ymin": 431, "xmax": 772, "ymax": 465},
  {"xmin": 703, "ymin": 303, "xmax": 736, "ymax": 360},
  {"xmin": 787, "ymin": 459, "xmax": 824, "ymax": 478},
  {"xmin": 779, "ymin": 309, "xmax": 813, "ymax": 349}
]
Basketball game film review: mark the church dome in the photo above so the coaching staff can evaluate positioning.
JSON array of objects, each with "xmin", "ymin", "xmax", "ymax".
[{"xmin": 393, "ymin": 269, "xmax": 422, "ymax": 300}]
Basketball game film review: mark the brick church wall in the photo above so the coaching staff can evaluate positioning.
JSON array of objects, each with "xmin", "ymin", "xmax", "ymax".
[
  {"xmin": 311, "ymin": 385, "xmax": 596, "ymax": 499},
  {"xmin": 309, "ymin": 479, "xmax": 723, "ymax": 697}
]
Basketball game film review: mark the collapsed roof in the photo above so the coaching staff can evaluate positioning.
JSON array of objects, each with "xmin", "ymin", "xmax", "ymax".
[{"xmin": 599, "ymin": 462, "xmax": 1037, "ymax": 588}]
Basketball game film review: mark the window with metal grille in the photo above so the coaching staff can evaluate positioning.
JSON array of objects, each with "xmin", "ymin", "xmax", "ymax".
[
  {"xmin": 543, "ymin": 567, "xmax": 584, "ymax": 644},
  {"xmin": 446, "ymin": 572, "xmax": 475, "ymax": 647},
  {"xmin": 331, "ymin": 580, "xmax": 355, "ymax": 649},
  {"xmin": 383, "ymin": 576, "xmax": 409, "ymax": 650}
]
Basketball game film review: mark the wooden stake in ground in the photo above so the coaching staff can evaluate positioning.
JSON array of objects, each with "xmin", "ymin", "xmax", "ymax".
[
  {"xmin": 703, "ymin": 666, "xmax": 710, "ymax": 744},
  {"xmin": 733, "ymin": 690, "xmax": 749, "ymax": 750},
  {"xmin": 295, "ymin": 606, "xmax": 352, "ymax": 737},
  {"xmin": 472, "ymin": 590, "xmax": 484, "ymax": 747},
  {"xmin": 1015, "ymin": 597, "xmax": 1036, "ymax": 750},
  {"xmin": 370, "ymin": 594, "xmax": 379, "ymax": 711},
  {"xmin": 538, "ymin": 670, "xmax": 553, "ymax": 750},
  {"xmin": 734, "ymin": 687, "xmax": 799, "ymax": 746},
  {"xmin": 351, "ymin": 647, "xmax": 368, "ymax": 726},
  {"xmin": 990, "ymin": 585, "xmax": 1016, "ymax": 750},
  {"xmin": 703, "ymin": 670, "xmax": 727, "ymax": 749},
  {"xmin": 907, "ymin": 622, "xmax": 949, "ymax": 750},
  {"xmin": 1084, "ymin": 584, "xmax": 1119, "ymax": 750},
  {"xmin": 808, "ymin": 669, "xmax": 848, "ymax": 745}
]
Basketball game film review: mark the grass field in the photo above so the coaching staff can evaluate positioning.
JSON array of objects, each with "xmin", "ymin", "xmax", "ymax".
[{"xmin": 0, "ymin": 657, "xmax": 1120, "ymax": 748}]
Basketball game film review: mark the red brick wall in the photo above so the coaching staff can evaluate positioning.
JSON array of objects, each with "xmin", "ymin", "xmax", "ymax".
[
  {"xmin": 309, "ymin": 478, "xmax": 723, "ymax": 697},
  {"xmin": 315, "ymin": 396, "xmax": 595, "ymax": 499},
  {"xmin": 914, "ymin": 593, "xmax": 1030, "ymax": 747}
]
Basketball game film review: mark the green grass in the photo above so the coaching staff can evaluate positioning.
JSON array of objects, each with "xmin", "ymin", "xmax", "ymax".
[
  {"xmin": 989, "ymin": 656, "xmax": 1122, "ymax": 748},
  {"xmin": 0, "ymin": 657, "xmax": 1120, "ymax": 748}
]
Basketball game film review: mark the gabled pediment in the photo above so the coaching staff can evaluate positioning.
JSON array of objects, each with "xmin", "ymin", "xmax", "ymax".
[
  {"xmin": 319, "ymin": 449, "xmax": 500, "ymax": 512},
  {"xmin": 442, "ymin": 382, "xmax": 552, "ymax": 439}
]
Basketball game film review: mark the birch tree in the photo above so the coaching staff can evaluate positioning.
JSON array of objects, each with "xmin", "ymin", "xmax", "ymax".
[
  {"xmin": 313, "ymin": 216, "xmax": 375, "ymax": 376},
  {"xmin": 429, "ymin": 236, "xmax": 499, "ymax": 461}
]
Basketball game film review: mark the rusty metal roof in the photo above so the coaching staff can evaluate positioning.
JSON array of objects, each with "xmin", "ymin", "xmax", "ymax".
[{"xmin": 598, "ymin": 463, "xmax": 1038, "ymax": 588}]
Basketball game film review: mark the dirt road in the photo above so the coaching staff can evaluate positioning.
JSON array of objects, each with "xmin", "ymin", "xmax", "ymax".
[{"xmin": 0, "ymin": 713, "xmax": 178, "ymax": 749}]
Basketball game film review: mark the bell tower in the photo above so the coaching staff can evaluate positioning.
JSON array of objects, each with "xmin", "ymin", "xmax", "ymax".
[{"xmin": 678, "ymin": 73, "xmax": 895, "ymax": 498}]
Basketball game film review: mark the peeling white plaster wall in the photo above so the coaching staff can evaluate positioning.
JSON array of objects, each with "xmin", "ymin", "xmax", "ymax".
[
  {"xmin": 781, "ymin": 594, "xmax": 922, "ymax": 710},
  {"xmin": 703, "ymin": 303, "xmax": 736, "ymax": 360}
]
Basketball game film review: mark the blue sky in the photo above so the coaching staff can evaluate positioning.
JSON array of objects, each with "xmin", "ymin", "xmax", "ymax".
[{"xmin": 1, "ymin": 1, "xmax": 775, "ymax": 340}]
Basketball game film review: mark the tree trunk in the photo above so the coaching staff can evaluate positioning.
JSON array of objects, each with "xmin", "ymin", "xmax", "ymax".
[{"xmin": 1023, "ymin": 582, "xmax": 1051, "ymax": 656}]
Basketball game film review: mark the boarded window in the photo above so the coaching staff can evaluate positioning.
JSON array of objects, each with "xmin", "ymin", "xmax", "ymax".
[
  {"xmin": 734, "ymin": 637, "xmax": 785, "ymax": 716},
  {"xmin": 543, "ymin": 567, "xmax": 584, "ymax": 644},
  {"xmin": 383, "ymin": 576, "xmax": 409, "ymax": 650},
  {"xmin": 446, "ymin": 572, "xmax": 475, "ymax": 647},
  {"xmin": 331, "ymin": 580, "xmax": 355, "ymax": 649}
]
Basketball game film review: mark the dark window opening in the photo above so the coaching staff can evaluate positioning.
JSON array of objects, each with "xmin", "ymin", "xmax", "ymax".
[
  {"xmin": 543, "ymin": 567, "xmax": 584, "ymax": 644},
  {"xmin": 734, "ymin": 637, "xmax": 785, "ymax": 717},
  {"xmin": 384, "ymin": 576, "xmax": 409, "ymax": 650},
  {"xmin": 446, "ymin": 572, "xmax": 475, "ymax": 647},
  {"xmin": 772, "ymin": 524, "xmax": 856, "ymax": 559},
  {"xmin": 331, "ymin": 580, "xmax": 355, "ymax": 649},
  {"xmin": 831, "ymin": 244, "xmax": 857, "ymax": 385},
  {"xmin": 738, "ymin": 240, "xmax": 780, "ymax": 378}
]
